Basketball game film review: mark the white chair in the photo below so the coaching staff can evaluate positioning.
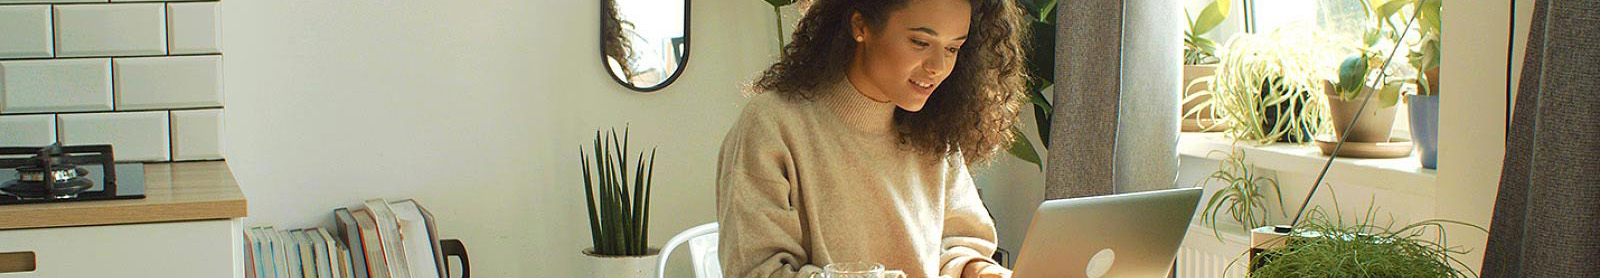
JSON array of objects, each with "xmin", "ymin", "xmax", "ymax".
[{"xmin": 658, "ymin": 223, "xmax": 721, "ymax": 278}]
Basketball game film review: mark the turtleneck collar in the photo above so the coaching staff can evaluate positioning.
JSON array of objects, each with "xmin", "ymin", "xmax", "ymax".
[{"xmin": 817, "ymin": 76, "xmax": 898, "ymax": 135}]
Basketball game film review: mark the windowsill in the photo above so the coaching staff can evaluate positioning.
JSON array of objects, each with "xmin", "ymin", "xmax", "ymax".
[{"xmin": 1178, "ymin": 132, "xmax": 1437, "ymax": 197}]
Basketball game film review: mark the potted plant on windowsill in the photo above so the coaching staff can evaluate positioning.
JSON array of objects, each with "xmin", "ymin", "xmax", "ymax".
[
  {"xmin": 1325, "ymin": 51, "xmax": 1405, "ymax": 144},
  {"xmin": 579, "ymin": 127, "xmax": 660, "ymax": 277},
  {"xmin": 1404, "ymin": 0, "xmax": 1442, "ymax": 169},
  {"xmin": 1181, "ymin": 0, "xmax": 1231, "ymax": 132},
  {"xmin": 1323, "ymin": 0, "xmax": 1418, "ymax": 143},
  {"xmin": 1211, "ymin": 29, "xmax": 1329, "ymax": 144}
]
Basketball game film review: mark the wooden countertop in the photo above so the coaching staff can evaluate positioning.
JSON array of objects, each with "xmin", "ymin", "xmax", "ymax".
[{"xmin": 0, "ymin": 161, "xmax": 247, "ymax": 230}]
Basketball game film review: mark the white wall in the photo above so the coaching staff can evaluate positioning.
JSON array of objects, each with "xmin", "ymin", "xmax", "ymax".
[
  {"xmin": 222, "ymin": 0, "xmax": 782, "ymax": 276},
  {"xmin": 1436, "ymin": 0, "xmax": 1514, "ymax": 272}
]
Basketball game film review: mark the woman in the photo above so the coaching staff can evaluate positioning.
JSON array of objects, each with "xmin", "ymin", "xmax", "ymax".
[{"xmin": 716, "ymin": 0, "xmax": 1027, "ymax": 277}]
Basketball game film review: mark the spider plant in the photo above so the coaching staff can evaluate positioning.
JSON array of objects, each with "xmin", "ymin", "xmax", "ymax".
[
  {"xmin": 1184, "ymin": 0, "xmax": 1230, "ymax": 65},
  {"xmin": 1183, "ymin": 74, "xmax": 1227, "ymax": 131},
  {"xmin": 579, "ymin": 127, "xmax": 657, "ymax": 256},
  {"xmin": 1198, "ymin": 149, "xmax": 1285, "ymax": 238},
  {"xmin": 1246, "ymin": 201, "xmax": 1485, "ymax": 278},
  {"xmin": 1210, "ymin": 29, "xmax": 1332, "ymax": 144}
]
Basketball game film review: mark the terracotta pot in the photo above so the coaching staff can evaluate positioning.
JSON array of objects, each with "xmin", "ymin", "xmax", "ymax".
[
  {"xmin": 1323, "ymin": 81, "xmax": 1398, "ymax": 142},
  {"xmin": 583, "ymin": 248, "xmax": 660, "ymax": 278},
  {"xmin": 1182, "ymin": 64, "xmax": 1220, "ymax": 119}
]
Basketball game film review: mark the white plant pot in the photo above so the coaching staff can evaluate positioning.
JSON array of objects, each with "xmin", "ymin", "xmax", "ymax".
[{"xmin": 583, "ymin": 248, "xmax": 661, "ymax": 278}]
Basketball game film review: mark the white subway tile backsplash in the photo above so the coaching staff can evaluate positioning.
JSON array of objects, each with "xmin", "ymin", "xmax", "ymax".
[
  {"xmin": 54, "ymin": 4, "xmax": 167, "ymax": 58},
  {"xmin": 7, "ymin": 0, "xmax": 226, "ymax": 162},
  {"xmin": 57, "ymin": 111, "xmax": 169, "ymax": 162},
  {"xmin": 0, "ymin": 6, "xmax": 53, "ymax": 59},
  {"xmin": 114, "ymin": 55, "xmax": 222, "ymax": 110},
  {"xmin": 0, "ymin": 115, "xmax": 57, "ymax": 147},
  {"xmin": 170, "ymin": 109, "xmax": 221, "ymax": 161},
  {"xmin": 0, "ymin": 59, "xmax": 113, "ymax": 114},
  {"xmin": 166, "ymin": 2, "xmax": 219, "ymax": 55}
]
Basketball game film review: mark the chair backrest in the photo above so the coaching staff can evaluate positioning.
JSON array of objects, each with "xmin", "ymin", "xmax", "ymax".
[
  {"xmin": 688, "ymin": 231, "xmax": 721, "ymax": 278},
  {"xmin": 658, "ymin": 223, "xmax": 721, "ymax": 278}
]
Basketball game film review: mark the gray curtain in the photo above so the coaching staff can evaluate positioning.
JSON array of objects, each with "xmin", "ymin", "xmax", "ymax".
[
  {"xmin": 1046, "ymin": 0, "xmax": 1181, "ymax": 199},
  {"xmin": 1482, "ymin": 0, "xmax": 1600, "ymax": 277}
]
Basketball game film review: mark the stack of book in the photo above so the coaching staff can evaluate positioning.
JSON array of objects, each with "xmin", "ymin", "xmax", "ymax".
[{"xmin": 245, "ymin": 199, "xmax": 452, "ymax": 278}]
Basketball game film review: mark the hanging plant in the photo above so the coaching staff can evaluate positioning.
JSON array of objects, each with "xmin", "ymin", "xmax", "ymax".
[{"xmin": 1198, "ymin": 149, "xmax": 1286, "ymax": 238}]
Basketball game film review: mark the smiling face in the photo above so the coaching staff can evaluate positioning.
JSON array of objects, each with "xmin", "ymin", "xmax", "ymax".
[{"xmin": 846, "ymin": 0, "xmax": 972, "ymax": 112}]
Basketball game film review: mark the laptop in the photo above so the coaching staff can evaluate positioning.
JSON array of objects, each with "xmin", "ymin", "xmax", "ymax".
[{"xmin": 1011, "ymin": 187, "xmax": 1203, "ymax": 278}]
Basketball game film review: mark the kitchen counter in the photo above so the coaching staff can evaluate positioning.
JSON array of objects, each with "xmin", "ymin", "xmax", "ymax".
[{"xmin": 0, "ymin": 161, "xmax": 247, "ymax": 230}]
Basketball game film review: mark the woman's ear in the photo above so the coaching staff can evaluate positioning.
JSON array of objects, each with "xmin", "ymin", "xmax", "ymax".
[{"xmin": 849, "ymin": 12, "xmax": 868, "ymax": 43}]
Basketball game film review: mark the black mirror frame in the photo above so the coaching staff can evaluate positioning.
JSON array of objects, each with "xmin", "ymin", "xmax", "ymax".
[{"xmin": 600, "ymin": 0, "xmax": 691, "ymax": 93}]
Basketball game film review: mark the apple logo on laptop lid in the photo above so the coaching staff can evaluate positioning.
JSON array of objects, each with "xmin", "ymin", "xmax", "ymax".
[{"xmin": 1086, "ymin": 248, "xmax": 1115, "ymax": 278}]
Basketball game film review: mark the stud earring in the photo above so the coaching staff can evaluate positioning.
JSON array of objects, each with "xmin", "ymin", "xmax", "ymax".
[{"xmin": 855, "ymin": 36, "xmax": 863, "ymax": 42}]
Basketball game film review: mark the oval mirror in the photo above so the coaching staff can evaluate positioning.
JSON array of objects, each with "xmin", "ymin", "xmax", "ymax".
[{"xmin": 601, "ymin": 0, "xmax": 690, "ymax": 92}]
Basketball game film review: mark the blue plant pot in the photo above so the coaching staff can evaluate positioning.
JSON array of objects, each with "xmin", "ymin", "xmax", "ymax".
[{"xmin": 1407, "ymin": 95, "xmax": 1439, "ymax": 169}]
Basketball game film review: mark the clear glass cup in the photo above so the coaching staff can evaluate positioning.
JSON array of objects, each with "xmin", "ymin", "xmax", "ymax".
[{"xmin": 811, "ymin": 262, "xmax": 907, "ymax": 278}]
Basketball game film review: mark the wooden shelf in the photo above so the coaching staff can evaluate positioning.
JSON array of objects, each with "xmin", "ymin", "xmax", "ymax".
[
  {"xmin": 0, "ymin": 161, "xmax": 247, "ymax": 230},
  {"xmin": 1178, "ymin": 132, "xmax": 1436, "ymax": 197}
]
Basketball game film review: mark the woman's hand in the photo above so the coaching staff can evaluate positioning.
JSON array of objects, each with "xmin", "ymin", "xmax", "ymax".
[{"xmin": 961, "ymin": 261, "xmax": 1012, "ymax": 278}]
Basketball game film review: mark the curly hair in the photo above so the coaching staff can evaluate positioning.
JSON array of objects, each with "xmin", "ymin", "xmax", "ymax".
[
  {"xmin": 601, "ymin": 0, "xmax": 635, "ymax": 77},
  {"xmin": 753, "ymin": 0, "xmax": 1029, "ymax": 165}
]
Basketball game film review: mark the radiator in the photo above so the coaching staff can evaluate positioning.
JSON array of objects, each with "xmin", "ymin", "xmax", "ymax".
[{"xmin": 1175, "ymin": 224, "xmax": 1251, "ymax": 278}]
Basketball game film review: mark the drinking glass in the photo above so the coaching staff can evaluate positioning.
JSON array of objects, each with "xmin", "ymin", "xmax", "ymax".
[{"xmin": 811, "ymin": 262, "xmax": 906, "ymax": 278}]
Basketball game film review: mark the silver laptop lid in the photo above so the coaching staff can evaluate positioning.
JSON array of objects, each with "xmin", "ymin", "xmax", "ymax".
[{"xmin": 1012, "ymin": 187, "xmax": 1202, "ymax": 278}]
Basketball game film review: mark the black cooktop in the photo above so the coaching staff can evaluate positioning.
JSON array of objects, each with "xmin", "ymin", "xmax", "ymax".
[{"xmin": 0, "ymin": 143, "xmax": 145, "ymax": 205}]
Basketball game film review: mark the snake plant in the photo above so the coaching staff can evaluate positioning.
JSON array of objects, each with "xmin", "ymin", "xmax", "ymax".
[{"xmin": 580, "ymin": 127, "xmax": 657, "ymax": 256}]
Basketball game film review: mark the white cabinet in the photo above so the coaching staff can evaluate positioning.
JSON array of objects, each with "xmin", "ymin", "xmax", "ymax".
[
  {"xmin": 0, "ymin": 162, "xmax": 247, "ymax": 278},
  {"xmin": 0, "ymin": 219, "xmax": 245, "ymax": 278}
]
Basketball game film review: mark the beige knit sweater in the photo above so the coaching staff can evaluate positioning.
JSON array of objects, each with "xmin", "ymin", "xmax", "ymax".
[{"xmin": 716, "ymin": 78, "xmax": 999, "ymax": 278}]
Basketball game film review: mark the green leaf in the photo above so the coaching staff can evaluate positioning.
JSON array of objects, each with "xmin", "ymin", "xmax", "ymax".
[
  {"xmin": 1195, "ymin": 37, "xmax": 1218, "ymax": 58},
  {"xmin": 597, "ymin": 133, "xmax": 616, "ymax": 253},
  {"xmin": 1373, "ymin": 0, "xmax": 1410, "ymax": 20},
  {"xmin": 1028, "ymin": 85, "xmax": 1053, "ymax": 112},
  {"xmin": 1036, "ymin": 0, "xmax": 1058, "ymax": 22},
  {"xmin": 1418, "ymin": 0, "xmax": 1442, "ymax": 34},
  {"xmin": 1336, "ymin": 55, "xmax": 1369, "ymax": 95},
  {"xmin": 608, "ymin": 129, "xmax": 631, "ymax": 244},
  {"xmin": 639, "ymin": 148, "xmax": 655, "ymax": 253},
  {"xmin": 1006, "ymin": 126, "xmax": 1043, "ymax": 170},
  {"xmin": 1363, "ymin": 29, "xmax": 1380, "ymax": 47},
  {"xmin": 581, "ymin": 146, "xmax": 601, "ymax": 252},
  {"xmin": 1378, "ymin": 81, "xmax": 1403, "ymax": 107},
  {"xmin": 1192, "ymin": 0, "xmax": 1230, "ymax": 36},
  {"xmin": 631, "ymin": 152, "xmax": 646, "ymax": 251}
]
